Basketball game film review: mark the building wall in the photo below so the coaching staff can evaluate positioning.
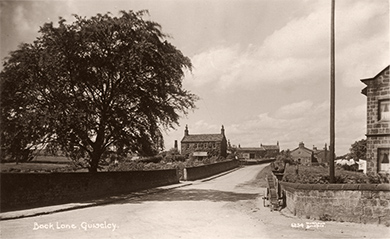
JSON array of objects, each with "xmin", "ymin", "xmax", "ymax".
[
  {"xmin": 237, "ymin": 150, "xmax": 265, "ymax": 159},
  {"xmin": 314, "ymin": 150, "xmax": 329, "ymax": 165},
  {"xmin": 290, "ymin": 149, "xmax": 312, "ymax": 165},
  {"xmin": 364, "ymin": 67, "xmax": 390, "ymax": 174},
  {"xmin": 181, "ymin": 141, "xmax": 224, "ymax": 157}
]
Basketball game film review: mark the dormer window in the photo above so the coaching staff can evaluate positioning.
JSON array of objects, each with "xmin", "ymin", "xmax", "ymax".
[{"xmin": 379, "ymin": 99, "xmax": 390, "ymax": 121}]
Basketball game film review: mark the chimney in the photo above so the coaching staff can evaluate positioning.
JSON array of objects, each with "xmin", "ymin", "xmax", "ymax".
[
  {"xmin": 174, "ymin": 140, "xmax": 178, "ymax": 150},
  {"xmin": 221, "ymin": 125, "xmax": 225, "ymax": 135},
  {"xmin": 299, "ymin": 142, "xmax": 304, "ymax": 148},
  {"xmin": 185, "ymin": 125, "xmax": 189, "ymax": 136}
]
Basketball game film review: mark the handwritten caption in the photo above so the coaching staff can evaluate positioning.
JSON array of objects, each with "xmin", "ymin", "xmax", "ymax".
[
  {"xmin": 33, "ymin": 221, "xmax": 118, "ymax": 231},
  {"xmin": 291, "ymin": 222, "xmax": 325, "ymax": 229}
]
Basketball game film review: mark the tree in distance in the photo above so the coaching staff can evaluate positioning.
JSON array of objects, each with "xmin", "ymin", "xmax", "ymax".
[
  {"xmin": 0, "ymin": 10, "xmax": 198, "ymax": 172},
  {"xmin": 349, "ymin": 139, "xmax": 366, "ymax": 161}
]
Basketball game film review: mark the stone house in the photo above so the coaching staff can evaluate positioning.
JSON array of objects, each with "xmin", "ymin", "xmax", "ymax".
[
  {"xmin": 312, "ymin": 145, "xmax": 329, "ymax": 165},
  {"xmin": 236, "ymin": 147, "xmax": 264, "ymax": 159},
  {"xmin": 290, "ymin": 142, "xmax": 313, "ymax": 165},
  {"xmin": 261, "ymin": 143, "xmax": 280, "ymax": 157},
  {"xmin": 290, "ymin": 142, "xmax": 329, "ymax": 165},
  {"xmin": 235, "ymin": 142, "xmax": 280, "ymax": 159},
  {"xmin": 361, "ymin": 65, "xmax": 390, "ymax": 174},
  {"xmin": 181, "ymin": 125, "xmax": 227, "ymax": 158}
]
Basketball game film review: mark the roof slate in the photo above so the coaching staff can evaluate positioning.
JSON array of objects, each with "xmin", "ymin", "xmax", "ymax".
[
  {"xmin": 261, "ymin": 145, "xmax": 279, "ymax": 150},
  {"xmin": 181, "ymin": 134, "xmax": 224, "ymax": 143},
  {"xmin": 237, "ymin": 147, "xmax": 265, "ymax": 152}
]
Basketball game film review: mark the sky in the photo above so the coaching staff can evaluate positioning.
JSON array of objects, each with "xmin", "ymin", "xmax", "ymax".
[{"xmin": 1, "ymin": 0, "xmax": 389, "ymax": 155}]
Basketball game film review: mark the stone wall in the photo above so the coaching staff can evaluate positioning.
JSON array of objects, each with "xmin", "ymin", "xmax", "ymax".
[
  {"xmin": 1, "ymin": 169, "xmax": 179, "ymax": 212},
  {"xmin": 280, "ymin": 182, "xmax": 390, "ymax": 226},
  {"xmin": 183, "ymin": 160, "xmax": 239, "ymax": 181}
]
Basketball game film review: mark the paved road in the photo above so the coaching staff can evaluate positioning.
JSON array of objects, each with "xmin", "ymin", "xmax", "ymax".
[{"xmin": 1, "ymin": 164, "xmax": 389, "ymax": 239}]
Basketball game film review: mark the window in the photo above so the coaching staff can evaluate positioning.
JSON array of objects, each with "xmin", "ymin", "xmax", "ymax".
[
  {"xmin": 378, "ymin": 148, "xmax": 390, "ymax": 173},
  {"xmin": 378, "ymin": 99, "xmax": 390, "ymax": 121}
]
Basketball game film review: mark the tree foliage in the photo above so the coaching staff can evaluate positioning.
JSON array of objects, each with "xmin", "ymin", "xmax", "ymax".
[
  {"xmin": 0, "ymin": 10, "xmax": 198, "ymax": 172},
  {"xmin": 349, "ymin": 139, "xmax": 367, "ymax": 160}
]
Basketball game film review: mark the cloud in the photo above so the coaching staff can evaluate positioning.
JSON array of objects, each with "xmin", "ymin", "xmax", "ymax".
[
  {"xmin": 186, "ymin": 0, "xmax": 388, "ymax": 91},
  {"xmin": 273, "ymin": 100, "xmax": 314, "ymax": 119}
]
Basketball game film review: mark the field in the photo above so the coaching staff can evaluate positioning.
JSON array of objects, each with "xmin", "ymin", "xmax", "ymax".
[{"xmin": 0, "ymin": 156, "xmax": 79, "ymax": 173}]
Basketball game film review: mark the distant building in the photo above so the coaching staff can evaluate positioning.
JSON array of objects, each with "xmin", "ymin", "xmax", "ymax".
[
  {"xmin": 290, "ymin": 142, "xmax": 313, "ymax": 165},
  {"xmin": 261, "ymin": 143, "xmax": 280, "ymax": 158},
  {"xmin": 236, "ymin": 142, "xmax": 280, "ymax": 159},
  {"xmin": 312, "ymin": 145, "xmax": 329, "ymax": 165},
  {"xmin": 290, "ymin": 142, "xmax": 329, "ymax": 165},
  {"xmin": 181, "ymin": 125, "xmax": 227, "ymax": 158},
  {"xmin": 361, "ymin": 65, "xmax": 390, "ymax": 174}
]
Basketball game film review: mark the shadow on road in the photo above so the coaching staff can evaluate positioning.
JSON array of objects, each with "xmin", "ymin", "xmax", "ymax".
[{"xmin": 101, "ymin": 188, "xmax": 259, "ymax": 206}]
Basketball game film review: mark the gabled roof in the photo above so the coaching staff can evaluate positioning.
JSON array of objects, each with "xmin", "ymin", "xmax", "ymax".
[
  {"xmin": 361, "ymin": 65, "xmax": 390, "ymax": 85},
  {"xmin": 361, "ymin": 65, "xmax": 390, "ymax": 96},
  {"xmin": 261, "ymin": 145, "xmax": 279, "ymax": 150},
  {"xmin": 181, "ymin": 134, "xmax": 224, "ymax": 143},
  {"xmin": 236, "ymin": 147, "xmax": 265, "ymax": 152},
  {"xmin": 291, "ymin": 146, "xmax": 313, "ymax": 154}
]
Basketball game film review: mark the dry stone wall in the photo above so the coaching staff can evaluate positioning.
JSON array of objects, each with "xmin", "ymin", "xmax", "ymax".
[{"xmin": 280, "ymin": 182, "xmax": 390, "ymax": 226}]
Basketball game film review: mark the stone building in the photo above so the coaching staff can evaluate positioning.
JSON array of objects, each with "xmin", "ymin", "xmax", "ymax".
[
  {"xmin": 312, "ymin": 145, "xmax": 329, "ymax": 165},
  {"xmin": 261, "ymin": 143, "xmax": 280, "ymax": 157},
  {"xmin": 181, "ymin": 125, "xmax": 227, "ymax": 158},
  {"xmin": 361, "ymin": 65, "xmax": 390, "ymax": 174},
  {"xmin": 290, "ymin": 142, "xmax": 329, "ymax": 165},
  {"xmin": 290, "ymin": 142, "xmax": 313, "ymax": 165},
  {"xmin": 236, "ymin": 142, "xmax": 280, "ymax": 159}
]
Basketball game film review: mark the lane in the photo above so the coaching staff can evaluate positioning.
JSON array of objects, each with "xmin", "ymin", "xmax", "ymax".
[
  {"xmin": 1, "ymin": 164, "xmax": 388, "ymax": 239},
  {"xmin": 0, "ymin": 164, "xmax": 268, "ymax": 239}
]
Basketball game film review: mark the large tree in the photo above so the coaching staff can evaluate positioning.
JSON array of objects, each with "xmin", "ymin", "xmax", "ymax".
[
  {"xmin": 349, "ymin": 139, "xmax": 367, "ymax": 161},
  {"xmin": 0, "ymin": 10, "xmax": 198, "ymax": 172}
]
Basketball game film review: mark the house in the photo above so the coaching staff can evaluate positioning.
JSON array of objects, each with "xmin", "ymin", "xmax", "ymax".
[
  {"xmin": 181, "ymin": 125, "xmax": 227, "ymax": 158},
  {"xmin": 361, "ymin": 65, "xmax": 390, "ymax": 174},
  {"xmin": 236, "ymin": 142, "xmax": 280, "ymax": 159},
  {"xmin": 290, "ymin": 142, "xmax": 329, "ymax": 165},
  {"xmin": 261, "ymin": 143, "xmax": 280, "ymax": 157},
  {"xmin": 290, "ymin": 142, "xmax": 313, "ymax": 165},
  {"xmin": 236, "ymin": 146, "xmax": 265, "ymax": 159},
  {"xmin": 312, "ymin": 145, "xmax": 329, "ymax": 165}
]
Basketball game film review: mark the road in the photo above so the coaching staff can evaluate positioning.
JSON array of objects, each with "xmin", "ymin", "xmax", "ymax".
[{"xmin": 1, "ymin": 164, "xmax": 389, "ymax": 239}]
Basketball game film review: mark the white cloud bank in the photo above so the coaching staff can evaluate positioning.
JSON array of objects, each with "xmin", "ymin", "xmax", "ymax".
[{"xmin": 187, "ymin": 0, "xmax": 389, "ymax": 90}]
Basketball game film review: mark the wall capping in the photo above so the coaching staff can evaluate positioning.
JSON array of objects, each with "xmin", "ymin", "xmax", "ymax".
[{"xmin": 280, "ymin": 181, "xmax": 390, "ymax": 191}]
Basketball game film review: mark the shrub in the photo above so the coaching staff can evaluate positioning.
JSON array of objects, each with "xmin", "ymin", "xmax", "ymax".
[
  {"xmin": 138, "ymin": 155, "xmax": 163, "ymax": 163},
  {"xmin": 282, "ymin": 164, "xmax": 373, "ymax": 184}
]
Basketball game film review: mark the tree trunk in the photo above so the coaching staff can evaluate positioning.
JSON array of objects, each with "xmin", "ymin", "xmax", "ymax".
[{"xmin": 88, "ymin": 150, "xmax": 102, "ymax": 173}]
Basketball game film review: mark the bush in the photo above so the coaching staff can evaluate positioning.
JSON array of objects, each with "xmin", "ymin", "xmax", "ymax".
[
  {"xmin": 138, "ymin": 155, "xmax": 163, "ymax": 163},
  {"xmin": 282, "ymin": 164, "xmax": 375, "ymax": 184}
]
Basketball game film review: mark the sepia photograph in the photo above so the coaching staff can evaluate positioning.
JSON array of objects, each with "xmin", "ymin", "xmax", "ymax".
[{"xmin": 0, "ymin": 0, "xmax": 389, "ymax": 238}]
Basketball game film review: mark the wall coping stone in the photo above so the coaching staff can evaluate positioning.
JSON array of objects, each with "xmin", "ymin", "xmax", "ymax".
[{"xmin": 280, "ymin": 181, "xmax": 390, "ymax": 191}]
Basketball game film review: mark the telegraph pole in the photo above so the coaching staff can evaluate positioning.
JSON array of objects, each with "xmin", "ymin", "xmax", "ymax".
[{"xmin": 329, "ymin": 0, "xmax": 336, "ymax": 183}]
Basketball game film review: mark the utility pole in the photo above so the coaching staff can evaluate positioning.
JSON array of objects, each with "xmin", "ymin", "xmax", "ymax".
[{"xmin": 329, "ymin": 0, "xmax": 336, "ymax": 183}]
